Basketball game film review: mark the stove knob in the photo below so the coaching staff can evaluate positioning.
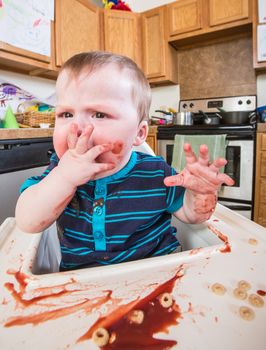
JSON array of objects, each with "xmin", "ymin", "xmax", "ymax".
[
  {"xmin": 246, "ymin": 99, "xmax": 251, "ymax": 105},
  {"xmin": 238, "ymin": 100, "xmax": 243, "ymax": 105},
  {"xmin": 182, "ymin": 103, "xmax": 187, "ymax": 109},
  {"xmin": 189, "ymin": 103, "xmax": 194, "ymax": 108}
]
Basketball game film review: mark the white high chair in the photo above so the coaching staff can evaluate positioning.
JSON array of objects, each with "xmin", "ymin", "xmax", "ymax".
[{"xmin": 34, "ymin": 142, "xmax": 221, "ymax": 274}]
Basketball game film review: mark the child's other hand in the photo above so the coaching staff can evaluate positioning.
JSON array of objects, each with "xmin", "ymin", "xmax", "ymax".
[
  {"xmin": 57, "ymin": 123, "xmax": 115, "ymax": 187},
  {"xmin": 164, "ymin": 143, "xmax": 234, "ymax": 194}
]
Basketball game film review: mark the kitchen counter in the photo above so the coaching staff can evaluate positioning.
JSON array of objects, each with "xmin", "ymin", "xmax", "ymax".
[
  {"xmin": 0, "ymin": 128, "xmax": 53, "ymax": 140},
  {"xmin": 0, "ymin": 205, "xmax": 266, "ymax": 349},
  {"xmin": 257, "ymin": 123, "xmax": 266, "ymax": 132}
]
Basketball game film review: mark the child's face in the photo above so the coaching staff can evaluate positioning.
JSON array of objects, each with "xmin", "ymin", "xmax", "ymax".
[{"xmin": 54, "ymin": 65, "xmax": 148, "ymax": 176}]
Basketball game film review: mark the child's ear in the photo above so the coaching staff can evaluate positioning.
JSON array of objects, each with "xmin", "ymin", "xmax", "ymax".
[{"xmin": 133, "ymin": 121, "xmax": 149, "ymax": 146}]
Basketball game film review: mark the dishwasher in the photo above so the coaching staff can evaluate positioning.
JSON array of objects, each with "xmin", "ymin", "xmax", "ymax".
[{"xmin": 0, "ymin": 137, "xmax": 54, "ymax": 224}]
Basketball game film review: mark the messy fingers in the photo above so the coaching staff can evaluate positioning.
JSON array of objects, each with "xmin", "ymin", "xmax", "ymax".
[
  {"xmin": 209, "ymin": 158, "xmax": 227, "ymax": 172},
  {"xmin": 198, "ymin": 144, "xmax": 209, "ymax": 166},
  {"xmin": 67, "ymin": 123, "xmax": 79, "ymax": 149},
  {"xmin": 183, "ymin": 143, "xmax": 197, "ymax": 164},
  {"xmin": 217, "ymin": 173, "xmax": 235, "ymax": 186},
  {"xmin": 86, "ymin": 143, "xmax": 114, "ymax": 161},
  {"xmin": 75, "ymin": 125, "xmax": 94, "ymax": 154},
  {"xmin": 164, "ymin": 173, "xmax": 185, "ymax": 187}
]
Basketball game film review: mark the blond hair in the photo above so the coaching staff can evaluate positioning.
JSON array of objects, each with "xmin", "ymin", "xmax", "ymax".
[{"xmin": 59, "ymin": 51, "xmax": 151, "ymax": 121}]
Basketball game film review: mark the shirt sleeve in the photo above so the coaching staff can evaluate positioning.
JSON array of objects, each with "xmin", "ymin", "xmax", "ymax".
[
  {"xmin": 20, "ymin": 153, "xmax": 59, "ymax": 193},
  {"xmin": 164, "ymin": 161, "xmax": 185, "ymax": 213}
]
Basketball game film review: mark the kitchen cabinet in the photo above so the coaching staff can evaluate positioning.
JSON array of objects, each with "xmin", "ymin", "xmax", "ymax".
[
  {"xmin": 254, "ymin": 130, "xmax": 266, "ymax": 227},
  {"xmin": 252, "ymin": 0, "xmax": 266, "ymax": 70},
  {"xmin": 142, "ymin": 6, "xmax": 178, "ymax": 85},
  {"xmin": 55, "ymin": 0, "xmax": 101, "ymax": 67},
  {"xmin": 146, "ymin": 126, "xmax": 158, "ymax": 154},
  {"xmin": 0, "ymin": 23, "xmax": 56, "ymax": 79},
  {"xmin": 209, "ymin": 0, "xmax": 249, "ymax": 27},
  {"xmin": 167, "ymin": 0, "xmax": 252, "ymax": 48},
  {"xmin": 103, "ymin": 9, "xmax": 142, "ymax": 68},
  {"xmin": 167, "ymin": 0, "xmax": 203, "ymax": 36}
]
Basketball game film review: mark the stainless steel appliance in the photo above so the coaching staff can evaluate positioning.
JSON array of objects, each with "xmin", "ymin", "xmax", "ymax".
[{"xmin": 157, "ymin": 96, "xmax": 257, "ymax": 219}]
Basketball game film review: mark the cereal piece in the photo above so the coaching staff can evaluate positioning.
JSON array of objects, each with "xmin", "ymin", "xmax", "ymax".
[
  {"xmin": 158, "ymin": 293, "xmax": 173, "ymax": 308},
  {"xmin": 248, "ymin": 294, "xmax": 264, "ymax": 308},
  {"xmin": 237, "ymin": 280, "xmax": 251, "ymax": 291},
  {"xmin": 239, "ymin": 306, "xmax": 255, "ymax": 321},
  {"xmin": 127, "ymin": 309, "xmax": 144, "ymax": 324},
  {"xmin": 233, "ymin": 288, "xmax": 247, "ymax": 300},
  {"xmin": 211, "ymin": 283, "xmax": 226, "ymax": 295},
  {"xmin": 92, "ymin": 327, "xmax": 110, "ymax": 347},
  {"xmin": 248, "ymin": 238, "xmax": 258, "ymax": 245}
]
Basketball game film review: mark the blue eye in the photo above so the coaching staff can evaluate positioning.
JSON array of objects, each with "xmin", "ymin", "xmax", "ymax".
[{"xmin": 93, "ymin": 112, "xmax": 107, "ymax": 119}]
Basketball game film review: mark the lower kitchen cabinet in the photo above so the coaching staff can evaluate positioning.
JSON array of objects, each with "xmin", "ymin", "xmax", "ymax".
[
  {"xmin": 146, "ymin": 126, "xmax": 158, "ymax": 154},
  {"xmin": 254, "ymin": 131, "xmax": 266, "ymax": 227}
]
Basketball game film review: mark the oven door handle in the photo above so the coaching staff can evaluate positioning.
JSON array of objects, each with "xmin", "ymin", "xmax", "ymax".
[{"xmin": 222, "ymin": 204, "xmax": 251, "ymax": 211}]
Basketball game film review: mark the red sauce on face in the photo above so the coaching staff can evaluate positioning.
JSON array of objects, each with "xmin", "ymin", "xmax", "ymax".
[
  {"xmin": 257, "ymin": 290, "xmax": 266, "ymax": 296},
  {"xmin": 112, "ymin": 141, "xmax": 123, "ymax": 154},
  {"xmin": 79, "ymin": 268, "xmax": 184, "ymax": 349}
]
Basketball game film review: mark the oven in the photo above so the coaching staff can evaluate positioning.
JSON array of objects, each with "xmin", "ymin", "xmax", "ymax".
[{"xmin": 157, "ymin": 96, "xmax": 257, "ymax": 220}]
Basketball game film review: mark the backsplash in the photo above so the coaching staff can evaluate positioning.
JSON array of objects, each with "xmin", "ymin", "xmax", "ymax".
[{"xmin": 177, "ymin": 35, "xmax": 256, "ymax": 100}]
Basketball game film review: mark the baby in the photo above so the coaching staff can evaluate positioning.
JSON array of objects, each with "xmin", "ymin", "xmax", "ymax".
[{"xmin": 15, "ymin": 51, "xmax": 233, "ymax": 271}]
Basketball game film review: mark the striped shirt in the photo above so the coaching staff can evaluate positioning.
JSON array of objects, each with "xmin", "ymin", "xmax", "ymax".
[{"xmin": 21, "ymin": 151, "xmax": 185, "ymax": 270}]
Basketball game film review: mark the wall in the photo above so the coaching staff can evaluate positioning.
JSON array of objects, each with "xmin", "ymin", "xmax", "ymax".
[
  {"xmin": 0, "ymin": 70, "xmax": 56, "ymax": 100},
  {"xmin": 178, "ymin": 36, "xmax": 256, "ymax": 100}
]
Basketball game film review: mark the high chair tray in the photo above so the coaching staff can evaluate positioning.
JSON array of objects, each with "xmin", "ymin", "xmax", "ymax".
[{"xmin": 0, "ymin": 205, "xmax": 265, "ymax": 350}]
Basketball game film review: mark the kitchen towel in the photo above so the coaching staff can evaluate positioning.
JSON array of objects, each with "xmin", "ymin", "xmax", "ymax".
[{"xmin": 171, "ymin": 134, "xmax": 228, "ymax": 172}]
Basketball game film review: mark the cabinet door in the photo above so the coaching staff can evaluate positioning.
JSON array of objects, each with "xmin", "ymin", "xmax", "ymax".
[
  {"xmin": 55, "ymin": 0, "xmax": 101, "ymax": 67},
  {"xmin": 167, "ymin": 0, "xmax": 203, "ymax": 36},
  {"xmin": 142, "ymin": 7, "xmax": 166, "ymax": 79},
  {"xmin": 209, "ymin": 0, "xmax": 249, "ymax": 27},
  {"xmin": 103, "ymin": 10, "xmax": 142, "ymax": 67}
]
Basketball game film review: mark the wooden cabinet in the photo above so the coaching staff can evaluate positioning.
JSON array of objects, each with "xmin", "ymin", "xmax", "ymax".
[
  {"xmin": 167, "ymin": 0, "xmax": 252, "ymax": 47},
  {"xmin": 103, "ymin": 9, "xmax": 142, "ymax": 68},
  {"xmin": 55, "ymin": 0, "xmax": 101, "ymax": 67},
  {"xmin": 146, "ymin": 126, "xmax": 158, "ymax": 154},
  {"xmin": 209, "ymin": 0, "xmax": 249, "ymax": 27},
  {"xmin": 252, "ymin": 0, "xmax": 266, "ymax": 70},
  {"xmin": 142, "ymin": 6, "xmax": 178, "ymax": 85},
  {"xmin": 0, "ymin": 23, "xmax": 55, "ymax": 78},
  {"xmin": 254, "ymin": 132, "xmax": 266, "ymax": 227},
  {"xmin": 167, "ymin": 0, "xmax": 203, "ymax": 36}
]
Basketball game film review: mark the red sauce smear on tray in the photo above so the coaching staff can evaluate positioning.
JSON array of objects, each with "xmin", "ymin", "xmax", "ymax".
[
  {"xmin": 79, "ymin": 267, "xmax": 184, "ymax": 350},
  {"xmin": 257, "ymin": 290, "xmax": 266, "ymax": 296},
  {"xmin": 207, "ymin": 224, "xmax": 231, "ymax": 253}
]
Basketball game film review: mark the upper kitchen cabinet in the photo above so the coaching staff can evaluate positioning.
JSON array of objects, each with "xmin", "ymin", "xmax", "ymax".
[
  {"xmin": 209, "ymin": 0, "xmax": 249, "ymax": 27},
  {"xmin": 253, "ymin": 0, "xmax": 266, "ymax": 70},
  {"xmin": 55, "ymin": 0, "xmax": 101, "ymax": 67},
  {"xmin": 142, "ymin": 6, "xmax": 178, "ymax": 85},
  {"xmin": 167, "ymin": 0, "xmax": 203, "ymax": 36},
  {"xmin": 0, "ymin": 7, "xmax": 55, "ymax": 78},
  {"xmin": 167, "ymin": 0, "xmax": 252, "ymax": 47},
  {"xmin": 103, "ymin": 9, "xmax": 142, "ymax": 68}
]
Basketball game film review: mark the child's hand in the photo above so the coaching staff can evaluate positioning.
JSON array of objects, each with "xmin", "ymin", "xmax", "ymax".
[
  {"xmin": 56, "ymin": 123, "xmax": 115, "ymax": 187},
  {"xmin": 164, "ymin": 143, "xmax": 234, "ymax": 194}
]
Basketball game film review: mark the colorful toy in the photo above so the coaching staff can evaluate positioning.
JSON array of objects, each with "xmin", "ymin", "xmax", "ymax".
[{"xmin": 103, "ymin": 0, "xmax": 132, "ymax": 11}]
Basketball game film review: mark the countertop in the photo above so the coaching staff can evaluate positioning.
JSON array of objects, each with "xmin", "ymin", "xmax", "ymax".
[
  {"xmin": 0, "ymin": 205, "xmax": 265, "ymax": 349},
  {"xmin": 257, "ymin": 123, "xmax": 266, "ymax": 132},
  {"xmin": 0, "ymin": 128, "xmax": 53, "ymax": 140}
]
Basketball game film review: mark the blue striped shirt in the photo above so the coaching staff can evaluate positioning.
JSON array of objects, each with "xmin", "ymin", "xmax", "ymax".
[{"xmin": 21, "ymin": 151, "xmax": 185, "ymax": 270}]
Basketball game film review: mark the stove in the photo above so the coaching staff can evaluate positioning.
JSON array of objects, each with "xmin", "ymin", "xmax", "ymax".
[{"xmin": 157, "ymin": 96, "xmax": 257, "ymax": 220}]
